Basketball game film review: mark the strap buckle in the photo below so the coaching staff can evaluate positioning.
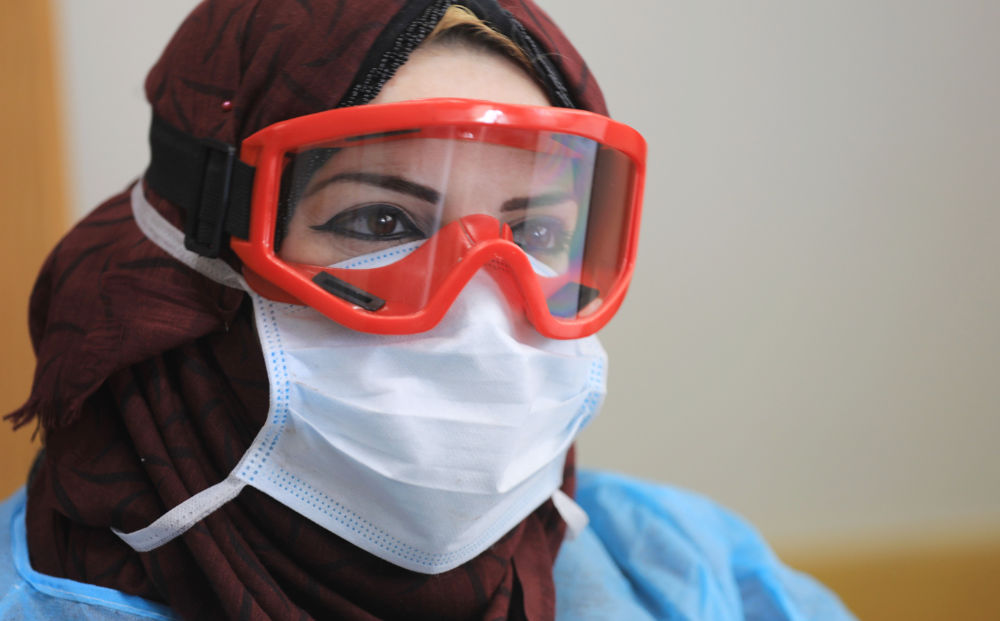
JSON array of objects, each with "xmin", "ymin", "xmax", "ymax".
[
  {"xmin": 184, "ymin": 137, "xmax": 238, "ymax": 258},
  {"xmin": 146, "ymin": 116, "xmax": 253, "ymax": 259}
]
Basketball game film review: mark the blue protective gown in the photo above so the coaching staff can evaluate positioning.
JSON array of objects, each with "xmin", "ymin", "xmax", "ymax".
[{"xmin": 0, "ymin": 470, "xmax": 856, "ymax": 620}]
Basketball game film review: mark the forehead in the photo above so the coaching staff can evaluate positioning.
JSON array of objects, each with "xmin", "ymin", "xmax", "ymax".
[
  {"xmin": 302, "ymin": 137, "xmax": 573, "ymax": 199},
  {"xmin": 311, "ymin": 137, "xmax": 539, "ymax": 171},
  {"xmin": 370, "ymin": 43, "xmax": 550, "ymax": 107}
]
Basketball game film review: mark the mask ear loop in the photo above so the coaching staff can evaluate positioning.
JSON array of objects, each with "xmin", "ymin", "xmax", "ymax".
[
  {"xmin": 131, "ymin": 181, "xmax": 247, "ymax": 291},
  {"xmin": 115, "ymin": 182, "xmax": 255, "ymax": 553},
  {"xmin": 551, "ymin": 489, "xmax": 589, "ymax": 539},
  {"xmin": 112, "ymin": 474, "xmax": 246, "ymax": 553}
]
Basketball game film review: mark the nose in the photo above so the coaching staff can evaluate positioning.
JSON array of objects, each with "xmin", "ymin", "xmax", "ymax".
[{"xmin": 458, "ymin": 214, "xmax": 515, "ymax": 245}]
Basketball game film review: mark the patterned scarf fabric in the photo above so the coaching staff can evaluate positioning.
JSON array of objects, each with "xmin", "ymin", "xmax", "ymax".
[{"xmin": 7, "ymin": 1, "xmax": 607, "ymax": 619}]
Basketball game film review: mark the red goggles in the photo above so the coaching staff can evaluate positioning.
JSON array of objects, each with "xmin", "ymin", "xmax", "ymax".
[{"xmin": 151, "ymin": 99, "xmax": 645, "ymax": 339}]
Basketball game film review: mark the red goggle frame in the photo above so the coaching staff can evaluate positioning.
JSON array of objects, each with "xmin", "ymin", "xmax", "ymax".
[{"xmin": 230, "ymin": 98, "xmax": 646, "ymax": 339}]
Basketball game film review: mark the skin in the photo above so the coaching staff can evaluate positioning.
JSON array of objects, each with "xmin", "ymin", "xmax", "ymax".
[
  {"xmin": 278, "ymin": 43, "xmax": 587, "ymax": 274},
  {"xmin": 371, "ymin": 42, "xmax": 550, "ymax": 107}
]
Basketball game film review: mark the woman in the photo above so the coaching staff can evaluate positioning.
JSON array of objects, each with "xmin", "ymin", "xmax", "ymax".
[{"xmin": 1, "ymin": 1, "xmax": 855, "ymax": 619}]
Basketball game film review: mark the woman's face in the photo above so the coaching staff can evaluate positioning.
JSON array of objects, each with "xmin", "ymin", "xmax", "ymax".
[{"xmin": 278, "ymin": 44, "xmax": 582, "ymax": 271}]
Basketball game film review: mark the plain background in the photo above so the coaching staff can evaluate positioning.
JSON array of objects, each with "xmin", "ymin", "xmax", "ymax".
[{"xmin": 53, "ymin": 0, "xmax": 1000, "ymax": 551}]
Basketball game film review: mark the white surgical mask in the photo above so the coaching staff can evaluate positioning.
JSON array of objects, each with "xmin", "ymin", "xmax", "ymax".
[{"xmin": 117, "ymin": 182, "xmax": 603, "ymax": 573}]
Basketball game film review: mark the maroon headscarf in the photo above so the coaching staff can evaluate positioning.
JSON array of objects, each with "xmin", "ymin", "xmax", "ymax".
[{"xmin": 8, "ymin": 1, "xmax": 607, "ymax": 619}]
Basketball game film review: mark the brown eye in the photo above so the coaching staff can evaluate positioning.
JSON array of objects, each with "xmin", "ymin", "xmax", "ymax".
[
  {"xmin": 310, "ymin": 203, "xmax": 426, "ymax": 241},
  {"xmin": 511, "ymin": 216, "xmax": 571, "ymax": 254},
  {"xmin": 524, "ymin": 221, "xmax": 554, "ymax": 248},
  {"xmin": 368, "ymin": 207, "xmax": 400, "ymax": 236}
]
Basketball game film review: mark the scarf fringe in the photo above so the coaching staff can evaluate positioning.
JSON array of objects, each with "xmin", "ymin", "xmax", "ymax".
[{"xmin": 5, "ymin": 387, "xmax": 93, "ymax": 432}]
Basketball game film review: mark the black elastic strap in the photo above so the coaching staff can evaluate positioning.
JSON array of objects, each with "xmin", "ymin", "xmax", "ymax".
[
  {"xmin": 145, "ymin": 115, "xmax": 255, "ymax": 258},
  {"xmin": 338, "ymin": 0, "xmax": 452, "ymax": 108},
  {"xmin": 146, "ymin": 117, "xmax": 390, "ymax": 312}
]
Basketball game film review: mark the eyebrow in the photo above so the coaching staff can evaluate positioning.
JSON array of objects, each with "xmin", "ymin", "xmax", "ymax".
[
  {"xmin": 304, "ymin": 171, "xmax": 441, "ymax": 204},
  {"xmin": 501, "ymin": 192, "xmax": 575, "ymax": 212}
]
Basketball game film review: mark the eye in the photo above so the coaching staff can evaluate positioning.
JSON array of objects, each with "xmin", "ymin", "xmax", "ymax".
[
  {"xmin": 311, "ymin": 203, "xmax": 426, "ymax": 241},
  {"xmin": 510, "ymin": 216, "xmax": 572, "ymax": 255}
]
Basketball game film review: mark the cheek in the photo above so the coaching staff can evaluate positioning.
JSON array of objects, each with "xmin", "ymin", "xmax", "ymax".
[
  {"xmin": 279, "ymin": 197, "xmax": 335, "ymax": 264},
  {"xmin": 278, "ymin": 216, "xmax": 317, "ymax": 264}
]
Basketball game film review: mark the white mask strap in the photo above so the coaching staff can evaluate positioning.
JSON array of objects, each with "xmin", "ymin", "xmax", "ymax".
[
  {"xmin": 551, "ymin": 489, "xmax": 589, "ymax": 540},
  {"xmin": 130, "ymin": 180, "xmax": 248, "ymax": 291},
  {"xmin": 112, "ymin": 474, "xmax": 246, "ymax": 552}
]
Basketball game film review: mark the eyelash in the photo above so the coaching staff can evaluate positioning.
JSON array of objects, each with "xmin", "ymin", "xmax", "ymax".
[
  {"xmin": 310, "ymin": 204, "xmax": 574, "ymax": 256},
  {"xmin": 310, "ymin": 203, "xmax": 427, "ymax": 241},
  {"xmin": 509, "ymin": 216, "xmax": 574, "ymax": 255}
]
